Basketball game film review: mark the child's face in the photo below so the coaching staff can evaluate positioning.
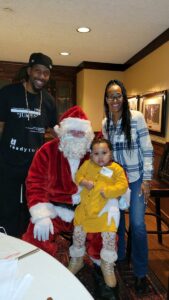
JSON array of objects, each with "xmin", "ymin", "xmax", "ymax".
[{"xmin": 91, "ymin": 143, "xmax": 112, "ymax": 167}]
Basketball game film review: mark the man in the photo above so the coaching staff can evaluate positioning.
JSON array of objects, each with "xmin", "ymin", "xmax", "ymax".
[
  {"xmin": 22, "ymin": 106, "xmax": 98, "ymax": 257},
  {"xmin": 0, "ymin": 52, "xmax": 57, "ymax": 237}
]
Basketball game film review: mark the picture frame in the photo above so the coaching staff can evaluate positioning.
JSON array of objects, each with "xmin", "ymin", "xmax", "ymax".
[
  {"xmin": 141, "ymin": 91, "xmax": 167, "ymax": 137},
  {"xmin": 128, "ymin": 96, "xmax": 139, "ymax": 110}
]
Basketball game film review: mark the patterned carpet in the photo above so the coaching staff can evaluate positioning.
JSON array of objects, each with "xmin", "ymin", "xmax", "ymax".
[{"xmin": 55, "ymin": 235, "xmax": 167, "ymax": 300}]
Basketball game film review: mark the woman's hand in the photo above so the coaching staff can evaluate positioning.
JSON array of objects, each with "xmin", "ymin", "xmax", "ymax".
[{"xmin": 140, "ymin": 181, "xmax": 151, "ymax": 205}]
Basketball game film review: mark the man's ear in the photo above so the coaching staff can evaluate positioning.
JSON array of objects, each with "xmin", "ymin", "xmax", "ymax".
[{"xmin": 27, "ymin": 67, "xmax": 31, "ymax": 76}]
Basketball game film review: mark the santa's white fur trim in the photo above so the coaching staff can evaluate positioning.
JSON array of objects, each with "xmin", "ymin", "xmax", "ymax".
[
  {"xmin": 54, "ymin": 206, "xmax": 74, "ymax": 222},
  {"xmin": 90, "ymin": 257, "xmax": 101, "ymax": 266},
  {"xmin": 30, "ymin": 203, "xmax": 56, "ymax": 224},
  {"xmin": 69, "ymin": 245, "xmax": 86, "ymax": 258},
  {"xmin": 72, "ymin": 186, "xmax": 82, "ymax": 205},
  {"xmin": 54, "ymin": 117, "xmax": 94, "ymax": 138},
  {"xmin": 61, "ymin": 117, "xmax": 92, "ymax": 132},
  {"xmin": 100, "ymin": 248, "xmax": 117, "ymax": 263},
  {"xmin": 30, "ymin": 202, "xmax": 74, "ymax": 223}
]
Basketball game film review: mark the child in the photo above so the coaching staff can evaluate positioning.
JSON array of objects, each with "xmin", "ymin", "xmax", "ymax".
[{"xmin": 68, "ymin": 138, "xmax": 129, "ymax": 287}]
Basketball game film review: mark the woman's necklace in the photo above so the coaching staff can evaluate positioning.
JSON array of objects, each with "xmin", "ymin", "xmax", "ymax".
[{"xmin": 24, "ymin": 87, "xmax": 42, "ymax": 121}]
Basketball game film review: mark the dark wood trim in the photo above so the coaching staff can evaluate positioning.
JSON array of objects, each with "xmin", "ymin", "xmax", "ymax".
[
  {"xmin": 76, "ymin": 61, "xmax": 125, "ymax": 73},
  {"xmin": 76, "ymin": 28, "xmax": 169, "ymax": 72},
  {"xmin": 123, "ymin": 28, "xmax": 169, "ymax": 70}
]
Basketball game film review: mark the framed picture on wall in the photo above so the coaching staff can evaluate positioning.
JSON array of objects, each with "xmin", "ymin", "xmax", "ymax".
[
  {"xmin": 128, "ymin": 96, "xmax": 139, "ymax": 110},
  {"xmin": 141, "ymin": 91, "xmax": 167, "ymax": 136}
]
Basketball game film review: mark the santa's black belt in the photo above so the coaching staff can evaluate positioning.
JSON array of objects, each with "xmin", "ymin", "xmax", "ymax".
[{"xmin": 51, "ymin": 201, "xmax": 77, "ymax": 211}]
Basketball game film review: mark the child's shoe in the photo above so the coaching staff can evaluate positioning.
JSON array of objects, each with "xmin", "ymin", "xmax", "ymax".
[
  {"xmin": 68, "ymin": 257, "xmax": 84, "ymax": 274},
  {"xmin": 100, "ymin": 259, "xmax": 117, "ymax": 287}
]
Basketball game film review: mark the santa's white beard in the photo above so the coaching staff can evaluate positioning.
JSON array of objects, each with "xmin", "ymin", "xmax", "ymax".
[{"xmin": 59, "ymin": 135, "xmax": 89, "ymax": 159}]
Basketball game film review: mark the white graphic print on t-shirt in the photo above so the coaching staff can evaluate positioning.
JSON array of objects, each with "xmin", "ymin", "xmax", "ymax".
[{"xmin": 11, "ymin": 107, "xmax": 40, "ymax": 119}]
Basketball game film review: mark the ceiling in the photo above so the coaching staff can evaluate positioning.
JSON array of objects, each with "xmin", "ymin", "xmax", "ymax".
[{"xmin": 0, "ymin": 0, "xmax": 169, "ymax": 67}]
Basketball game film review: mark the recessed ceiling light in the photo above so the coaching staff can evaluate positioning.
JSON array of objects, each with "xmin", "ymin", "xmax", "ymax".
[
  {"xmin": 59, "ymin": 52, "xmax": 70, "ymax": 56},
  {"xmin": 76, "ymin": 27, "xmax": 91, "ymax": 33}
]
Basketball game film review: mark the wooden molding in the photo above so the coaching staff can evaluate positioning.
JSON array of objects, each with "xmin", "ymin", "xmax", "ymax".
[
  {"xmin": 124, "ymin": 28, "xmax": 169, "ymax": 69},
  {"xmin": 76, "ymin": 28, "xmax": 169, "ymax": 72},
  {"xmin": 76, "ymin": 61, "xmax": 125, "ymax": 73}
]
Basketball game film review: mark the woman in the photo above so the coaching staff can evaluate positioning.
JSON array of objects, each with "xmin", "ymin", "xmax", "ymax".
[{"xmin": 102, "ymin": 79, "xmax": 153, "ymax": 295}]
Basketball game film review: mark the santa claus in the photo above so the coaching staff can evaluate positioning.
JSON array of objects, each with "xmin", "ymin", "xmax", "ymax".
[{"xmin": 22, "ymin": 106, "xmax": 102, "ymax": 259}]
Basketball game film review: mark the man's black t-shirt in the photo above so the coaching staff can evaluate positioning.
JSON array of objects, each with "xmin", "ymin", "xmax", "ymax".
[{"xmin": 0, "ymin": 82, "xmax": 57, "ymax": 168}]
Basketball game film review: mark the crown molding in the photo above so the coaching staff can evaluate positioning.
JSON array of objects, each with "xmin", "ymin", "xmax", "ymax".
[
  {"xmin": 124, "ymin": 28, "xmax": 169, "ymax": 70},
  {"xmin": 76, "ymin": 28, "xmax": 169, "ymax": 72},
  {"xmin": 76, "ymin": 61, "xmax": 125, "ymax": 73}
]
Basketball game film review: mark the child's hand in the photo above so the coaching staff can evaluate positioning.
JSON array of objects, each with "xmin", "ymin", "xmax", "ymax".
[
  {"xmin": 81, "ymin": 180, "xmax": 94, "ymax": 190},
  {"xmin": 100, "ymin": 189, "xmax": 106, "ymax": 198},
  {"xmin": 85, "ymin": 181, "xmax": 94, "ymax": 190}
]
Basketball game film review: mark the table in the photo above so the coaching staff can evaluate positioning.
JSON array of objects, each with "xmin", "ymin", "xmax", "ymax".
[{"xmin": 0, "ymin": 233, "xmax": 94, "ymax": 300}]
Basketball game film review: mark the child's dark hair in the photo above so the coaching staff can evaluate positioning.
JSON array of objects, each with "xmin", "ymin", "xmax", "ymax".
[{"xmin": 90, "ymin": 138, "xmax": 112, "ymax": 151}]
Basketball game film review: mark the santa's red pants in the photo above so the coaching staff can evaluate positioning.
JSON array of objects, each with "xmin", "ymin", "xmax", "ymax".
[{"xmin": 23, "ymin": 217, "xmax": 102, "ymax": 259}]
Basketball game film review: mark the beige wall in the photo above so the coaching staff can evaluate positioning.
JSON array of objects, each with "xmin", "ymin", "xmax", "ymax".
[
  {"xmin": 77, "ymin": 42, "xmax": 169, "ymax": 141},
  {"xmin": 124, "ymin": 42, "xmax": 169, "ymax": 95},
  {"xmin": 124, "ymin": 42, "xmax": 169, "ymax": 143}
]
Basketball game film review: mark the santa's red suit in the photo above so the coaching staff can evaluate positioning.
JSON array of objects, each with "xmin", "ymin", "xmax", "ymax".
[{"xmin": 23, "ymin": 106, "xmax": 102, "ymax": 259}]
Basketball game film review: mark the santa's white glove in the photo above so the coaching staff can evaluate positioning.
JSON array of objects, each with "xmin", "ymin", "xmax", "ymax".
[
  {"xmin": 72, "ymin": 193, "xmax": 81, "ymax": 205},
  {"xmin": 107, "ymin": 206, "xmax": 120, "ymax": 228},
  {"xmin": 119, "ymin": 188, "xmax": 131, "ymax": 210},
  {"xmin": 33, "ymin": 217, "xmax": 54, "ymax": 242},
  {"xmin": 72, "ymin": 186, "xmax": 82, "ymax": 205},
  {"xmin": 98, "ymin": 199, "xmax": 120, "ymax": 228}
]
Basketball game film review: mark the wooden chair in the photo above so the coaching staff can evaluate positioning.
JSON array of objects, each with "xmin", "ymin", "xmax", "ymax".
[
  {"xmin": 147, "ymin": 179, "xmax": 169, "ymax": 243},
  {"xmin": 148, "ymin": 142, "xmax": 169, "ymax": 243}
]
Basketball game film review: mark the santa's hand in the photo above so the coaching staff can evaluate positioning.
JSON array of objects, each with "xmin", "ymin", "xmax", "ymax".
[
  {"xmin": 119, "ymin": 188, "xmax": 131, "ymax": 210},
  {"xmin": 98, "ymin": 199, "xmax": 120, "ymax": 228},
  {"xmin": 33, "ymin": 217, "xmax": 54, "ymax": 241},
  {"xmin": 98, "ymin": 199, "xmax": 117, "ymax": 217},
  {"xmin": 107, "ymin": 206, "xmax": 120, "ymax": 227}
]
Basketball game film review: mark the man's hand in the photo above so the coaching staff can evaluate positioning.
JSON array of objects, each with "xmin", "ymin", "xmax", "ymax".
[{"xmin": 33, "ymin": 217, "xmax": 54, "ymax": 241}]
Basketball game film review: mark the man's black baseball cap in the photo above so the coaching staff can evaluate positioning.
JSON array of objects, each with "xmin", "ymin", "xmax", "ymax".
[{"xmin": 28, "ymin": 52, "xmax": 53, "ymax": 70}]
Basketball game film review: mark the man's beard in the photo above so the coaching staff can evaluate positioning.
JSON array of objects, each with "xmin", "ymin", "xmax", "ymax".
[
  {"xmin": 29, "ymin": 78, "xmax": 47, "ymax": 93},
  {"xmin": 59, "ymin": 134, "xmax": 90, "ymax": 160}
]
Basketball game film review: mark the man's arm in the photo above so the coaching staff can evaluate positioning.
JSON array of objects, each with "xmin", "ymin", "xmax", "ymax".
[{"xmin": 0, "ymin": 121, "xmax": 5, "ymax": 140}]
